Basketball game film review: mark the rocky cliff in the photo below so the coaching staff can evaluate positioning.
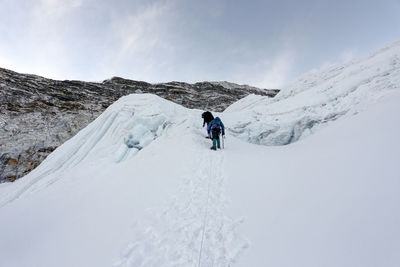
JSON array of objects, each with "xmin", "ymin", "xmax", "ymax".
[{"xmin": 0, "ymin": 67, "xmax": 278, "ymax": 182}]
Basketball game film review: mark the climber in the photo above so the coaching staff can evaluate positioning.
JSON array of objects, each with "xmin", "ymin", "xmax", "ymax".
[
  {"xmin": 201, "ymin": 111, "xmax": 214, "ymax": 138},
  {"xmin": 207, "ymin": 117, "xmax": 225, "ymax": 150}
]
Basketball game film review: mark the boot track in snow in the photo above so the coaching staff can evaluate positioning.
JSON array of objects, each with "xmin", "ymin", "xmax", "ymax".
[{"xmin": 114, "ymin": 133, "xmax": 249, "ymax": 267}]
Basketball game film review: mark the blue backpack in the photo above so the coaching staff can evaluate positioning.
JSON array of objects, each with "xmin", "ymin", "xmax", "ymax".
[{"xmin": 210, "ymin": 117, "xmax": 222, "ymax": 134}]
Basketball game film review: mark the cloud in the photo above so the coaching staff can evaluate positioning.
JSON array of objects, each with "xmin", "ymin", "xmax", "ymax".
[
  {"xmin": 2, "ymin": 0, "xmax": 396, "ymax": 88},
  {"xmin": 206, "ymin": 0, "xmax": 226, "ymax": 18},
  {"xmin": 219, "ymin": 49, "xmax": 295, "ymax": 89},
  {"xmin": 97, "ymin": 0, "xmax": 179, "ymax": 81},
  {"xmin": 112, "ymin": 1, "xmax": 173, "ymax": 58},
  {"xmin": 0, "ymin": 0, "xmax": 181, "ymax": 82},
  {"xmin": 0, "ymin": 56, "xmax": 16, "ymax": 71},
  {"xmin": 226, "ymin": 37, "xmax": 297, "ymax": 89},
  {"xmin": 338, "ymin": 49, "xmax": 358, "ymax": 63},
  {"xmin": 0, "ymin": 0, "xmax": 85, "ymax": 79},
  {"xmin": 316, "ymin": 48, "xmax": 360, "ymax": 72},
  {"xmin": 257, "ymin": 51, "xmax": 295, "ymax": 88},
  {"xmin": 0, "ymin": 0, "xmax": 297, "ymax": 87},
  {"xmin": 34, "ymin": 0, "xmax": 83, "ymax": 18}
]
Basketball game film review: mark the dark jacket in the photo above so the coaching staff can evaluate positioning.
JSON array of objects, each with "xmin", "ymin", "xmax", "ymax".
[
  {"xmin": 207, "ymin": 117, "xmax": 225, "ymax": 136},
  {"xmin": 202, "ymin": 111, "xmax": 214, "ymax": 127}
]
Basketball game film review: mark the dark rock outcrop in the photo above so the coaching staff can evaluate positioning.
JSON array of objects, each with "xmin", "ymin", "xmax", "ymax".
[{"xmin": 0, "ymin": 67, "xmax": 279, "ymax": 182}]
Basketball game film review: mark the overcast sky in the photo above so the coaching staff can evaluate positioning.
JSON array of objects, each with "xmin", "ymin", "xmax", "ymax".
[{"xmin": 0, "ymin": 0, "xmax": 399, "ymax": 88}]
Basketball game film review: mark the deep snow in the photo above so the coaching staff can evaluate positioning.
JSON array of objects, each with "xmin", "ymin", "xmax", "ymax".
[{"xmin": 1, "ymin": 41, "xmax": 400, "ymax": 267}]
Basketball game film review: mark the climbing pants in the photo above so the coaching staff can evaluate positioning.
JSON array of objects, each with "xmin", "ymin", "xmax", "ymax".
[{"xmin": 212, "ymin": 136, "xmax": 220, "ymax": 149}]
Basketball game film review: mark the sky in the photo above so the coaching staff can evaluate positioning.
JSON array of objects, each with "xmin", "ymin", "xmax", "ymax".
[{"xmin": 0, "ymin": 0, "xmax": 399, "ymax": 88}]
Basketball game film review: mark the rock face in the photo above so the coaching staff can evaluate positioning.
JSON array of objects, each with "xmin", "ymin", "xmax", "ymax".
[{"xmin": 0, "ymin": 67, "xmax": 279, "ymax": 182}]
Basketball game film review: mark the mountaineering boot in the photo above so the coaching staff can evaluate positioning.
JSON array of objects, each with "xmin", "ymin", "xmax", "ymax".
[{"xmin": 210, "ymin": 146, "xmax": 216, "ymax": 150}]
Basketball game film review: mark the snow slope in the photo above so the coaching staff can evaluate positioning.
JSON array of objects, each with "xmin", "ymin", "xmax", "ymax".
[
  {"xmin": 225, "ymin": 40, "xmax": 400, "ymax": 145},
  {"xmin": 226, "ymin": 92, "xmax": 400, "ymax": 266},
  {"xmin": 0, "ymin": 94, "xmax": 249, "ymax": 267},
  {"xmin": 0, "ymin": 41, "xmax": 400, "ymax": 267}
]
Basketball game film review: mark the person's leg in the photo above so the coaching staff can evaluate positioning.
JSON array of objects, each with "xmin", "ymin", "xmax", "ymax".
[
  {"xmin": 212, "ymin": 138, "xmax": 217, "ymax": 150},
  {"xmin": 217, "ymin": 136, "xmax": 221, "ymax": 149}
]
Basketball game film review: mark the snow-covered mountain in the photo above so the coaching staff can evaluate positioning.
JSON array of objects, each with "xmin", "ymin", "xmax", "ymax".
[
  {"xmin": 0, "ymin": 69, "xmax": 277, "ymax": 182},
  {"xmin": 224, "ymin": 40, "xmax": 400, "ymax": 145},
  {"xmin": 0, "ymin": 41, "xmax": 399, "ymax": 267}
]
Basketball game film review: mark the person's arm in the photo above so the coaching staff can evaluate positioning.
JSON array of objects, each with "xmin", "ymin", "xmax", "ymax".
[{"xmin": 221, "ymin": 122, "xmax": 225, "ymax": 135}]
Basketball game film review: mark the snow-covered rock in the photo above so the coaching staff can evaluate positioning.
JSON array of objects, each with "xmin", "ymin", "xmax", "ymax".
[{"xmin": 225, "ymin": 40, "xmax": 400, "ymax": 145}]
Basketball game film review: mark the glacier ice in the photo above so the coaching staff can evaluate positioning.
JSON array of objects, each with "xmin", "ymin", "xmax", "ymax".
[{"xmin": 224, "ymin": 40, "xmax": 400, "ymax": 145}]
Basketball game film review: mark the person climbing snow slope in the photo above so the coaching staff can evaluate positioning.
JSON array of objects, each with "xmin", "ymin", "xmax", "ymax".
[
  {"xmin": 208, "ymin": 117, "xmax": 225, "ymax": 150},
  {"xmin": 202, "ymin": 111, "xmax": 214, "ymax": 138}
]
